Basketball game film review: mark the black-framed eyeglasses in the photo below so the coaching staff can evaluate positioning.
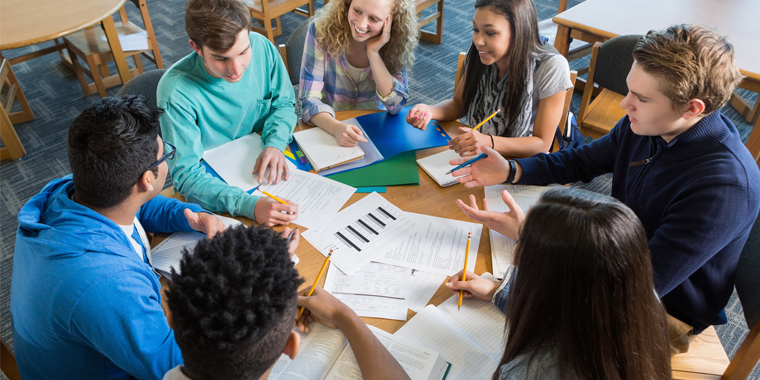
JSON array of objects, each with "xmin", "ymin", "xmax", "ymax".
[{"xmin": 148, "ymin": 141, "xmax": 176, "ymax": 169}]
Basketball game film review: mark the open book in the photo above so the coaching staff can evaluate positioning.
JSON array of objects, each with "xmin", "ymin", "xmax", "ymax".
[
  {"xmin": 270, "ymin": 323, "xmax": 450, "ymax": 380},
  {"xmin": 416, "ymin": 150, "xmax": 462, "ymax": 187},
  {"xmin": 293, "ymin": 126, "xmax": 366, "ymax": 172},
  {"xmin": 394, "ymin": 290, "xmax": 506, "ymax": 380}
]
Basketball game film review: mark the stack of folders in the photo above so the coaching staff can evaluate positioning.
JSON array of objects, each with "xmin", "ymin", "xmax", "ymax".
[{"xmin": 416, "ymin": 150, "xmax": 462, "ymax": 187}]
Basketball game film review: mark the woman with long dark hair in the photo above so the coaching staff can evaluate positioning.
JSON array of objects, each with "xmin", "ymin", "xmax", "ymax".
[
  {"xmin": 448, "ymin": 187, "xmax": 671, "ymax": 379},
  {"xmin": 407, "ymin": 0, "xmax": 572, "ymax": 158}
]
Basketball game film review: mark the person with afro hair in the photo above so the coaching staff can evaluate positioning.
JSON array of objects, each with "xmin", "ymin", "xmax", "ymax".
[{"xmin": 164, "ymin": 224, "xmax": 410, "ymax": 380}]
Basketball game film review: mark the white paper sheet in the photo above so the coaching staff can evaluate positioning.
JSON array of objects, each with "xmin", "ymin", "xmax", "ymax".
[
  {"xmin": 202, "ymin": 134, "xmax": 270, "ymax": 191},
  {"xmin": 108, "ymin": 31, "xmax": 149, "ymax": 51},
  {"xmin": 395, "ymin": 296, "xmax": 506, "ymax": 380},
  {"xmin": 374, "ymin": 213, "xmax": 482, "ymax": 276},
  {"xmin": 407, "ymin": 269, "xmax": 448, "ymax": 312},
  {"xmin": 257, "ymin": 170, "xmax": 356, "ymax": 230},
  {"xmin": 302, "ymin": 192, "xmax": 416, "ymax": 274},
  {"xmin": 323, "ymin": 262, "xmax": 410, "ymax": 320},
  {"xmin": 484, "ymin": 185, "xmax": 552, "ymax": 278}
]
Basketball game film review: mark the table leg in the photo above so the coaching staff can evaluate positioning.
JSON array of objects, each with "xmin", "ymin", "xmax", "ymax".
[
  {"xmin": 553, "ymin": 24, "xmax": 571, "ymax": 58},
  {"xmin": 101, "ymin": 14, "xmax": 132, "ymax": 87}
]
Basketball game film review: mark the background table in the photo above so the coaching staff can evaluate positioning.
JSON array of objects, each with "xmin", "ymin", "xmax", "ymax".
[
  {"xmin": 552, "ymin": 0, "xmax": 760, "ymax": 129},
  {"xmin": 0, "ymin": 0, "xmax": 133, "ymax": 93}
]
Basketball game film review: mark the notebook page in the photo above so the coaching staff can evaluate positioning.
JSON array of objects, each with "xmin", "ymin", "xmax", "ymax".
[
  {"xmin": 484, "ymin": 185, "xmax": 551, "ymax": 277},
  {"xmin": 293, "ymin": 127, "xmax": 364, "ymax": 171},
  {"xmin": 416, "ymin": 150, "xmax": 461, "ymax": 187},
  {"xmin": 394, "ymin": 303, "xmax": 500, "ymax": 379}
]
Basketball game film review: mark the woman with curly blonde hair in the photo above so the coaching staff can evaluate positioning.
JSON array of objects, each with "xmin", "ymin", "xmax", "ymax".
[{"xmin": 299, "ymin": 0, "xmax": 419, "ymax": 146}]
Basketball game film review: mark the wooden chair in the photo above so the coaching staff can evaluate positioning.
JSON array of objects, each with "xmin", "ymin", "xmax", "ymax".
[
  {"xmin": 243, "ymin": 0, "xmax": 314, "ymax": 44},
  {"xmin": 64, "ymin": 0, "xmax": 164, "ymax": 98},
  {"xmin": 552, "ymin": 70, "xmax": 578, "ymax": 152},
  {"xmin": 0, "ymin": 57, "xmax": 33, "ymax": 161},
  {"xmin": 577, "ymin": 35, "xmax": 640, "ymax": 139},
  {"xmin": 415, "ymin": 0, "xmax": 444, "ymax": 44},
  {"xmin": 672, "ymin": 211, "xmax": 760, "ymax": 379},
  {"xmin": 539, "ymin": 0, "xmax": 591, "ymax": 63},
  {"xmin": 1, "ymin": 337, "xmax": 20, "ymax": 380}
]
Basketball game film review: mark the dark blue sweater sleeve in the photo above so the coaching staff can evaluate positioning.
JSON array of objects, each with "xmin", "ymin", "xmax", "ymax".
[
  {"xmin": 137, "ymin": 195, "xmax": 209, "ymax": 233},
  {"xmin": 516, "ymin": 120, "xmax": 623, "ymax": 185}
]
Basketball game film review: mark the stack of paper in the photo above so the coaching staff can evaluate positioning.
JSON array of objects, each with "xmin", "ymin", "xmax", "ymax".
[
  {"xmin": 394, "ymin": 292, "xmax": 505, "ymax": 380},
  {"xmin": 303, "ymin": 192, "xmax": 483, "ymax": 320},
  {"xmin": 484, "ymin": 185, "xmax": 553, "ymax": 278}
]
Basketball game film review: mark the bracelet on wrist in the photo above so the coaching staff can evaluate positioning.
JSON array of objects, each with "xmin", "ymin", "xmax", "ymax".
[{"xmin": 489, "ymin": 134, "xmax": 495, "ymax": 149}]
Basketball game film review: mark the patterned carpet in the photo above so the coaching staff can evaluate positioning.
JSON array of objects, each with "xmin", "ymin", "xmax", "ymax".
[{"xmin": 0, "ymin": 0, "xmax": 757, "ymax": 377}]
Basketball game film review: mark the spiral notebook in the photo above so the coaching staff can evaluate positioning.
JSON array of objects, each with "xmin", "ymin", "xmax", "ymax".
[{"xmin": 416, "ymin": 150, "xmax": 461, "ymax": 187}]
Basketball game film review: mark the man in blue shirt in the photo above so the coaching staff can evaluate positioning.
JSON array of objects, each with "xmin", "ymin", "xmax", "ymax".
[{"xmin": 11, "ymin": 96, "xmax": 226, "ymax": 379}]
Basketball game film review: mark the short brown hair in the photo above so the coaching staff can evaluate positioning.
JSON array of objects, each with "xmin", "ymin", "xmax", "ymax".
[
  {"xmin": 633, "ymin": 24, "xmax": 744, "ymax": 115},
  {"xmin": 185, "ymin": 0, "xmax": 252, "ymax": 52}
]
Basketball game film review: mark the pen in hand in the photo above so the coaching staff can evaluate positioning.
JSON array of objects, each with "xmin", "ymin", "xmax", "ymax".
[{"xmin": 445, "ymin": 153, "xmax": 487, "ymax": 175}]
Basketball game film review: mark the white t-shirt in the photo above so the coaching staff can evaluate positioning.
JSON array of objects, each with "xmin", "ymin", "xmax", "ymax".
[
  {"xmin": 119, "ymin": 217, "xmax": 151, "ymax": 263},
  {"xmin": 345, "ymin": 60, "xmax": 367, "ymax": 84}
]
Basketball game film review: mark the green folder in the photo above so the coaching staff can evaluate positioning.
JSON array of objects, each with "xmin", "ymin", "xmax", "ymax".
[{"xmin": 326, "ymin": 151, "xmax": 420, "ymax": 187}]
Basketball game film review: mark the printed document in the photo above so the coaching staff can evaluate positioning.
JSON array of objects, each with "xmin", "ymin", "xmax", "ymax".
[
  {"xmin": 302, "ymin": 192, "xmax": 416, "ymax": 274},
  {"xmin": 375, "ymin": 213, "xmax": 482, "ymax": 276},
  {"xmin": 323, "ymin": 262, "xmax": 410, "ymax": 320}
]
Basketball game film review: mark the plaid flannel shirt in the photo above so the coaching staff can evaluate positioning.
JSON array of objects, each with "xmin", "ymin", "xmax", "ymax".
[{"xmin": 299, "ymin": 22, "xmax": 408, "ymax": 124}]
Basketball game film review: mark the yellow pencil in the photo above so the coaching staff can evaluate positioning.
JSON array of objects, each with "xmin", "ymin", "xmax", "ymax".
[
  {"xmin": 452, "ymin": 109, "xmax": 500, "ymax": 146},
  {"xmin": 297, "ymin": 250, "xmax": 332, "ymax": 319},
  {"xmin": 259, "ymin": 189, "xmax": 287, "ymax": 205},
  {"xmin": 458, "ymin": 232, "xmax": 472, "ymax": 311},
  {"xmin": 471, "ymin": 109, "xmax": 501, "ymax": 132}
]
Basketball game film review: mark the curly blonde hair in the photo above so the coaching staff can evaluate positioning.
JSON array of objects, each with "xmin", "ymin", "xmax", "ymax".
[{"xmin": 314, "ymin": 0, "xmax": 419, "ymax": 73}]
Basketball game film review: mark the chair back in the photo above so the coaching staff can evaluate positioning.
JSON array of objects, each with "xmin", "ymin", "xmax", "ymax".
[
  {"xmin": 285, "ymin": 19, "xmax": 312, "ymax": 86},
  {"xmin": 736, "ymin": 212, "xmax": 760, "ymax": 329},
  {"xmin": 592, "ymin": 35, "xmax": 641, "ymax": 96},
  {"xmin": 116, "ymin": 68, "xmax": 167, "ymax": 108}
]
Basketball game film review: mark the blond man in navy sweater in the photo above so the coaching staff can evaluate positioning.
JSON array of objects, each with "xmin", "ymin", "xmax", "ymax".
[{"xmin": 450, "ymin": 24, "xmax": 760, "ymax": 354}]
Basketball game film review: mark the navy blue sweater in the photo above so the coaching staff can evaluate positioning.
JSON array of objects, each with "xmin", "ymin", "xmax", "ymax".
[{"xmin": 516, "ymin": 112, "xmax": 760, "ymax": 333}]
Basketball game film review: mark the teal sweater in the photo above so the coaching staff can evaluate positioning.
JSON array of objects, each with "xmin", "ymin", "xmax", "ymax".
[{"xmin": 157, "ymin": 32, "xmax": 296, "ymax": 220}]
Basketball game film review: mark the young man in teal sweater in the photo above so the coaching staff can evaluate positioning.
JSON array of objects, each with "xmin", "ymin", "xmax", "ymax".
[{"xmin": 158, "ymin": 0, "xmax": 299, "ymax": 226}]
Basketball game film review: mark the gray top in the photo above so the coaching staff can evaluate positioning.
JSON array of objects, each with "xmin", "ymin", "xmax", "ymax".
[
  {"xmin": 466, "ymin": 49, "xmax": 572, "ymax": 138},
  {"xmin": 498, "ymin": 346, "xmax": 560, "ymax": 380}
]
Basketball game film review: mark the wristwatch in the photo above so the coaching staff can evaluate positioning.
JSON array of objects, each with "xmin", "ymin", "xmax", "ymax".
[{"xmin": 505, "ymin": 160, "xmax": 516, "ymax": 184}]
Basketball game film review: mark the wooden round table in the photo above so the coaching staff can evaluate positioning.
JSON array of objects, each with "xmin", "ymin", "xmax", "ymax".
[{"xmin": 0, "ymin": 0, "xmax": 132, "ymax": 88}]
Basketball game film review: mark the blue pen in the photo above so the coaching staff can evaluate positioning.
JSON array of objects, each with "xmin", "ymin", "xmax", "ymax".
[{"xmin": 445, "ymin": 153, "xmax": 487, "ymax": 175}]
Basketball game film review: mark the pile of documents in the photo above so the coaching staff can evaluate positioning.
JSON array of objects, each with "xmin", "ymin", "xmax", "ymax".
[{"xmin": 303, "ymin": 192, "xmax": 483, "ymax": 320}]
